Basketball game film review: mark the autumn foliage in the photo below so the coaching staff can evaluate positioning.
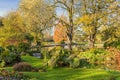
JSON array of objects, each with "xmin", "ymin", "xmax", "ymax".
[
  {"xmin": 105, "ymin": 47, "xmax": 120, "ymax": 71},
  {"xmin": 53, "ymin": 17, "xmax": 68, "ymax": 43}
]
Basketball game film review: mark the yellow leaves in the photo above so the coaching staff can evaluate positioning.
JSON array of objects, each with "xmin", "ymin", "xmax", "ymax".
[
  {"xmin": 77, "ymin": 13, "xmax": 103, "ymax": 25},
  {"xmin": 76, "ymin": 14, "xmax": 98, "ymax": 35},
  {"xmin": 114, "ymin": 28, "xmax": 120, "ymax": 37},
  {"xmin": 77, "ymin": 14, "xmax": 97, "ymax": 25},
  {"xmin": 20, "ymin": 0, "xmax": 54, "ymax": 32},
  {"xmin": 82, "ymin": 26, "xmax": 94, "ymax": 35},
  {"xmin": 99, "ymin": 25, "xmax": 108, "ymax": 32},
  {"xmin": 101, "ymin": 16, "xmax": 108, "ymax": 23},
  {"xmin": 0, "ymin": 11, "xmax": 28, "ymax": 46},
  {"xmin": 20, "ymin": 0, "xmax": 36, "ymax": 10},
  {"xmin": 109, "ymin": 1, "xmax": 119, "ymax": 9},
  {"xmin": 82, "ymin": 15, "xmax": 92, "ymax": 23},
  {"xmin": 77, "ymin": 15, "xmax": 92, "ymax": 25},
  {"xmin": 3, "ymin": 12, "xmax": 25, "ymax": 33}
]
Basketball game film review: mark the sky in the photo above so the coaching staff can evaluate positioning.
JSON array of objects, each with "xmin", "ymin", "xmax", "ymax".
[{"xmin": 0, "ymin": 0, "xmax": 20, "ymax": 16}]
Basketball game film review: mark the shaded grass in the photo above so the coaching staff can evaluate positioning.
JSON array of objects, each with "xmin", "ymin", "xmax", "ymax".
[
  {"xmin": 21, "ymin": 56, "xmax": 120, "ymax": 80},
  {"xmin": 0, "ymin": 67, "xmax": 13, "ymax": 71},
  {"xmin": 24, "ymin": 68, "xmax": 120, "ymax": 80},
  {"xmin": 1, "ymin": 55, "xmax": 120, "ymax": 80}
]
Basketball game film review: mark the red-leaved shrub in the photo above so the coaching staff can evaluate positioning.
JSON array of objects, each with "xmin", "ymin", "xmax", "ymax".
[
  {"xmin": 13, "ymin": 62, "xmax": 32, "ymax": 71},
  {"xmin": 105, "ymin": 47, "xmax": 120, "ymax": 71}
]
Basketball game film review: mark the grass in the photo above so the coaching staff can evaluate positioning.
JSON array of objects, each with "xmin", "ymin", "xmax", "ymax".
[
  {"xmin": 24, "ymin": 68, "xmax": 120, "ymax": 80},
  {"xmin": 21, "ymin": 56, "xmax": 44, "ymax": 67},
  {"xmin": 1, "ymin": 55, "xmax": 120, "ymax": 80}
]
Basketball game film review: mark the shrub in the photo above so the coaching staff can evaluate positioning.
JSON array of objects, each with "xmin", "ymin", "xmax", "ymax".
[
  {"xmin": 17, "ymin": 42, "xmax": 30, "ymax": 54},
  {"xmin": 71, "ymin": 58, "xmax": 80, "ymax": 68},
  {"xmin": 0, "ymin": 60, "xmax": 5, "ymax": 68},
  {"xmin": 6, "ymin": 45, "xmax": 17, "ymax": 53},
  {"xmin": 0, "ymin": 45, "xmax": 21, "ymax": 66},
  {"xmin": 0, "ymin": 46, "xmax": 5, "ymax": 54},
  {"xmin": 109, "ymin": 76, "xmax": 116, "ymax": 80},
  {"xmin": 47, "ymin": 47, "xmax": 69, "ymax": 68},
  {"xmin": 104, "ymin": 40, "xmax": 120, "ymax": 49},
  {"xmin": 1, "ymin": 50, "xmax": 21, "ymax": 65},
  {"xmin": 77, "ymin": 48, "xmax": 108, "ymax": 68},
  {"xmin": 24, "ymin": 33, "xmax": 34, "ymax": 43},
  {"xmin": 0, "ymin": 69, "xmax": 30, "ymax": 79},
  {"xmin": 30, "ymin": 78, "xmax": 37, "ymax": 80},
  {"xmin": 104, "ymin": 47, "xmax": 120, "ymax": 71},
  {"xmin": 47, "ymin": 52, "xmax": 60, "ymax": 68},
  {"xmin": 79, "ymin": 58, "xmax": 89, "ymax": 68},
  {"xmin": 78, "ymin": 47, "xmax": 120, "ymax": 70},
  {"xmin": 13, "ymin": 62, "xmax": 33, "ymax": 71}
]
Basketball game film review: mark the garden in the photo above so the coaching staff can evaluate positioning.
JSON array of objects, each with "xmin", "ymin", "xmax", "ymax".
[{"xmin": 0, "ymin": 0, "xmax": 120, "ymax": 80}]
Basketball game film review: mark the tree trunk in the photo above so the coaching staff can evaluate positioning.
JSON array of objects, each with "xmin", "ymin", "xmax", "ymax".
[
  {"xmin": 88, "ymin": 32, "xmax": 96, "ymax": 48},
  {"xmin": 68, "ymin": 36, "xmax": 72, "ymax": 53},
  {"xmin": 89, "ymin": 37, "xmax": 95, "ymax": 48},
  {"xmin": 67, "ymin": 0, "xmax": 74, "ymax": 54}
]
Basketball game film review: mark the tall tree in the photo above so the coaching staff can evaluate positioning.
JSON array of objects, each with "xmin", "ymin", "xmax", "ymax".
[
  {"xmin": 53, "ymin": 16, "xmax": 68, "ymax": 43},
  {"xmin": 0, "ymin": 16, "xmax": 3, "ymax": 27},
  {"xmin": 19, "ymin": 0, "xmax": 54, "ymax": 51},
  {"xmin": 77, "ymin": 0, "xmax": 120, "ymax": 48},
  {"xmin": 0, "ymin": 11, "xmax": 26, "ymax": 46},
  {"xmin": 53, "ymin": 0, "xmax": 80, "ymax": 53},
  {"xmin": 102, "ymin": 5, "xmax": 120, "ymax": 43}
]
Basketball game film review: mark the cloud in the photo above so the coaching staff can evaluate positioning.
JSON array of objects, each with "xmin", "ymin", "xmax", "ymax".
[{"xmin": 0, "ymin": 10, "xmax": 8, "ymax": 16}]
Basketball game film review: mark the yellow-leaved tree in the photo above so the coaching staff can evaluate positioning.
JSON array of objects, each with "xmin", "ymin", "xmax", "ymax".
[
  {"xmin": 0, "ymin": 12, "xmax": 26, "ymax": 46},
  {"xmin": 76, "ymin": 0, "xmax": 120, "ymax": 48}
]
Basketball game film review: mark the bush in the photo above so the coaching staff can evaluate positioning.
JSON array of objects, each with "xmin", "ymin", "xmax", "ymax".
[
  {"xmin": 79, "ymin": 47, "xmax": 120, "ymax": 70},
  {"xmin": 79, "ymin": 58, "xmax": 89, "ymax": 68},
  {"xmin": 104, "ymin": 40, "xmax": 120, "ymax": 49},
  {"xmin": 47, "ymin": 47, "xmax": 70, "ymax": 68},
  {"xmin": 0, "ymin": 45, "xmax": 21, "ymax": 66},
  {"xmin": 13, "ymin": 62, "xmax": 33, "ymax": 71},
  {"xmin": 0, "ymin": 46, "xmax": 5, "ymax": 54},
  {"xmin": 77, "ymin": 48, "xmax": 108, "ymax": 68},
  {"xmin": 0, "ymin": 69, "xmax": 30, "ymax": 79},
  {"xmin": 17, "ymin": 42, "xmax": 30, "ymax": 54},
  {"xmin": 6, "ymin": 45, "xmax": 17, "ymax": 53},
  {"xmin": 71, "ymin": 58, "xmax": 80, "ymax": 68},
  {"xmin": 1, "ymin": 50, "xmax": 21, "ymax": 65},
  {"xmin": 104, "ymin": 47, "xmax": 120, "ymax": 71},
  {"xmin": 24, "ymin": 33, "xmax": 34, "ymax": 43},
  {"xmin": 0, "ymin": 60, "xmax": 5, "ymax": 68}
]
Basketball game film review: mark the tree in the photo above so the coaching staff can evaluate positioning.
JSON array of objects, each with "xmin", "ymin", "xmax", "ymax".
[
  {"xmin": 52, "ymin": 0, "xmax": 80, "ymax": 53},
  {"xmin": 0, "ymin": 11, "xmax": 27, "ymax": 46},
  {"xmin": 53, "ymin": 16, "xmax": 68, "ymax": 43},
  {"xmin": 0, "ymin": 16, "xmax": 3, "ymax": 27},
  {"xmin": 77, "ymin": 0, "xmax": 120, "ymax": 48},
  {"xmin": 19, "ymin": 0, "xmax": 55, "ymax": 51},
  {"xmin": 102, "ymin": 6, "xmax": 120, "ymax": 43}
]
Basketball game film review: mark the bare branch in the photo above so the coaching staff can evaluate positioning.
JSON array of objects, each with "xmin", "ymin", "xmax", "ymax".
[{"xmin": 54, "ymin": 0, "xmax": 70, "ymax": 11}]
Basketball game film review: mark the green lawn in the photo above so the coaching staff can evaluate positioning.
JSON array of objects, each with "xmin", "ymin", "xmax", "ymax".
[
  {"xmin": 1, "ymin": 55, "xmax": 120, "ymax": 80},
  {"xmin": 21, "ymin": 56, "xmax": 44, "ymax": 67},
  {"xmin": 24, "ymin": 68, "xmax": 120, "ymax": 80}
]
